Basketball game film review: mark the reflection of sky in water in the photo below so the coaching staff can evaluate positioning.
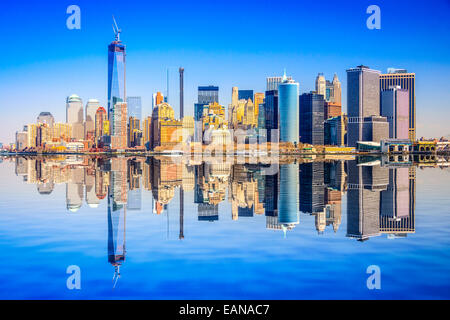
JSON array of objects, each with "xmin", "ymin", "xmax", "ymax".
[{"xmin": 0, "ymin": 158, "xmax": 449, "ymax": 299}]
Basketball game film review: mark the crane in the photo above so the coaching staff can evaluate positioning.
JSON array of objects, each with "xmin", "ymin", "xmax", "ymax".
[{"xmin": 112, "ymin": 15, "xmax": 121, "ymax": 42}]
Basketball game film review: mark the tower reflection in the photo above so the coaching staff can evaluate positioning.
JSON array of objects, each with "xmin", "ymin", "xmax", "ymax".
[{"xmin": 8, "ymin": 153, "xmax": 423, "ymax": 284}]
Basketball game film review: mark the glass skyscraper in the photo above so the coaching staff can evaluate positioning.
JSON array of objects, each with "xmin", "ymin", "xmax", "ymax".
[
  {"xmin": 264, "ymin": 90, "xmax": 279, "ymax": 142},
  {"xmin": 126, "ymin": 96, "xmax": 142, "ymax": 121},
  {"xmin": 238, "ymin": 90, "xmax": 254, "ymax": 101},
  {"xmin": 278, "ymin": 164, "xmax": 299, "ymax": 235},
  {"xmin": 198, "ymin": 86, "xmax": 219, "ymax": 105},
  {"xmin": 278, "ymin": 73, "xmax": 299, "ymax": 143},
  {"xmin": 107, "ymin": 35, "xmax": 126, "ymax": 118},
  {"xmin": 299, "ymin": 92, "xmax": 325, "ymax": 145}
]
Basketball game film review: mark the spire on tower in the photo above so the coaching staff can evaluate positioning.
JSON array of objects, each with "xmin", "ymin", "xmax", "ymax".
[{"xmin": 112, "ymin": 15, "xmax": 122, "ymax": 42}]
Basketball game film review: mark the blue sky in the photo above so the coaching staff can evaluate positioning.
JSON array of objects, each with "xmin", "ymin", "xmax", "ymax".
[{"xmin": 0, "ymin": 0, "xmax": 450, "ymax": 143}]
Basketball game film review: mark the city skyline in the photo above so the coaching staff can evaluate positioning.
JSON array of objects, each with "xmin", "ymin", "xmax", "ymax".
[{"xmin": 1, "ymin": 1, "xmax": 450, "ymax": 144}]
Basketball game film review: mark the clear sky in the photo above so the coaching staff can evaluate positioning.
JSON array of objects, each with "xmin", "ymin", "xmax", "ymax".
[{"xmin": 1, "ymin": 0, "xmax": 449, "ymax": 143}]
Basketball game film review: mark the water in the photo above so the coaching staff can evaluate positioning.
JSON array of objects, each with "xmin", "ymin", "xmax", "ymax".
[{"xmin": 0, "ymin": 155, "xmax": 449, "ymax": 299}]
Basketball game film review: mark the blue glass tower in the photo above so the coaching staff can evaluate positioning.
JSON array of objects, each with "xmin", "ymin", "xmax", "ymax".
[
  {"xmin": 278, "ymin": 164, "xmax": 299, "ymax": 235},
  {"xmin": 126, "ymin": 96, "xmax": 142, "ymax": 120},
  {"xmin": 108, "ymin": 23, "xmax": 126, "ymax": 118},
  {"xmin": 238, "ymin": 90, "xmax": 254, "ymax": 101},
  {"xmin": 299, "ymin": 92, "xmax": 325, "ymax": 145},
  {"xmin": 278, "ymin": 71, "xmax": 299, "ymax": 143}
]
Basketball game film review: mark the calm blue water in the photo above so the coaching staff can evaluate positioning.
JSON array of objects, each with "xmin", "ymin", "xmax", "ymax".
[{"xmin": 0, "ymin": 155, "xmax": 449, "ymax": 299}]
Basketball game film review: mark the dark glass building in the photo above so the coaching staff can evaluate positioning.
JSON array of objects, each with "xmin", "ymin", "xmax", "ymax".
[
  {"xmin": 299, "ymin": 162, "xmax": 325, "ymax": 214},
  {"xmin": 264, "ymin": 90, "xmax": 279, "ymax": 142},
  {"xmin": 346, "ymin": 159, "xmax": 388, "ymax": 241},
  {"xmin": 238, "ymin": 90, "xmax": 254, "ymax": 101},
  {"xmin": 198, "ymin": 86, "xmax": 219, "ymax": 105},
  {"xmin": 299, "ymin": 92, "xmax": 325, "ymax": 145}
]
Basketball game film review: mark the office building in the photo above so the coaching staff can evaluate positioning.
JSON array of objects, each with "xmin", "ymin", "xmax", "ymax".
[
  {"xmin": 380, "ymin": 167, "xmax": 409, "ymax": 220},
  {"xmin": 315, "ymin": 73, "xmax": 326, "ymax": 98},
  {"xmin": 278, "ymin": 72, "xmax": 299, "ymax": 143},
  {"xmin": 238, "ymin": 90, "xmax": 253, "ymax": 101},
  {"xmin": 346, "ymin": 65, "xmax": 387, "ymax": 147},
  {"xmin": 299, "ymin": 162, "xmax": 325, "ymax": 214},
  {"xmin": 253, "ymin": 92, "xmax": 264, "ymax": 126},
  {"xmin": 346, "ymin": 160, "xmax": 388, "ymax": 241},
  {"xmin": 381, "ymin": 86, "xmax": 410, "ymax": 140},
  {"xmin": 85, "ymin": 99, "xmax": 101, "ymax": 142},
  {"xmin": 267, "ymin": 75, "xmax": 292, "ymax": 91},
  {"xmin": 325, "ymin": 74, "xmax": 342, "ymax": 105},
  {"xmin": 143, "ymin": 116, "xmax": 152, "ymax": 149},
  {"xmin": 152, "ymin": 92, "xmax": 164, "ymax": 109},
  {"xmin": 299, "ymin": 92, "xmax": 325, "ymax": 145},
  {"xmin": 380, "ymin": 69, "xmax": 416, "ymax": 140},
  {"xmin": 128, "ymin": 116, "xmax": 142, "ymax": 147},
  {"xmin": 126, "ymin": 96, "xmax": 142, "ymax": 121},
  {"xmin": 111, "ymin": 102, "xmax": 128, "ymax": 149},
  {"xmin": 264, "ymin": 90, "xmax": 279, "ymax": 142},
  {"xmin": 278, "ymin": 164, "xmax": 299, "ymax": 234},
  {"xmin": 95, "ymin": 107, "xmax": 108, "ymax": 139},
  {"xmin": 66, "ymin": 94, "xmax": 84, "ymax": 140},
  {"xmin": 37, "ymin": 112, "xmax": 54, "ymax": 127},
  {"xmin": 324, "ymin": 115, "xmax": 346, "ymax": 146},
  {"xmin": 15, "ymin": 131, "xmax": 28, "ymax": 150},
  {"xmin": 151, "ymin": 102, "xmax": 182, "ymax": 149},
  {"xmin": 198, "ymin": 86, "xmax": 219, "ymax": 105}
]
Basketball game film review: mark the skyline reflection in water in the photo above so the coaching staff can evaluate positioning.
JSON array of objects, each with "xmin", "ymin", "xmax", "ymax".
[{"xmin": 0, "ymin": 155, "xmax": 449, "ymax": 299}]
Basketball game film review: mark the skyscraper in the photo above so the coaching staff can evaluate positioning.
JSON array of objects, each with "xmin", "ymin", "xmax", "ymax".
[
  {"xmin": 195, "ymin": 86, "xmax": 219, "ymax": 142},
  {"xmin": 299, "ymin": 162, "xmax": 325, "ymax": 214},
  {"xmin": 108, "ymin": 19, "xmax": 126, "ymax": 119},
  {"xmin": 198, "ymin": 86, "xmax": 219, "ymax": 105},
  {"xmin": 152, "ymin": 92, "xmax": 164, "ymax": 109},
  {"xmin": 85, "ymin": 99, "xmax": 100, "ymax": 141},
  {"xmin": 264, "ymin": 90, "xmax": 279, "ymax": 142},
  {"xmin": 381, "ymin": 86, "xmax": 409, "ymax": 139},
  {"xmin": 126, "ymin": 96, "xmax": 142, "ymax": 121},
  {"xmin": 108, "ymin": 158, "xmax": 127, "ymax": 285},
  {"xmin": 231, "ymin": 87, "xmax": 238, "ymax": 106},
  {"xmin": 346, "ymin": 160, "xmax": 388, "ymax": 241},
  {"xmin": 324, "ymin": 74, "xmax": 342, "ymax": 119},
  {"xmin": 266, "ymin": 75, "xmax": 292, "ymax": 91},
  {"xmin": 111, "ymin": 102, "xmax": 128, "ymax": 149},
  {"xmin": 238, "ymin": 90, "xmax": 253, "ymax": 101},
  {"xmin": 179, "ymin": 67, "xmax": 184, "ymax": 119},
  {"xmin": 331, "ymin": 73, "xmax": 342, "ymax": 106},
  {"xmin": 95, "ymin": 106, "xmax": 107, "ymax": 145},
  {"xmin": 278, "ymin": 163, "xmax": 299, "ymax": 235},
  {"xmin": 278, "ymin": 71, "xmax": 299, "ymax": 143},
  {"xmin": 37, "ymin": 112, "xmax": 54, "ymax": 127},
  {"xmin": 380, "ymin": 69, "xmax": 416, "ymax": 140},
  {"xmin": 66, "ymin": 94, "xmax": 84, "ymax": 140},
  {"xmin": 253, "ymin": 92, "xmax": 264, "ymax": 126},
  {"xmin": 346, "ymin": 65, "xmax": 388, "ymax": 147},
  {"xmin": 299, "ymin": 92, "xmax": 325, "ymax": 145},
  {"xmin": 128, "ymin": 116, "xmax": 142, "ymax": 147},
  {"xmin": 315, "ymin": 73, "xmax": 326, "ymax": 98}
]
